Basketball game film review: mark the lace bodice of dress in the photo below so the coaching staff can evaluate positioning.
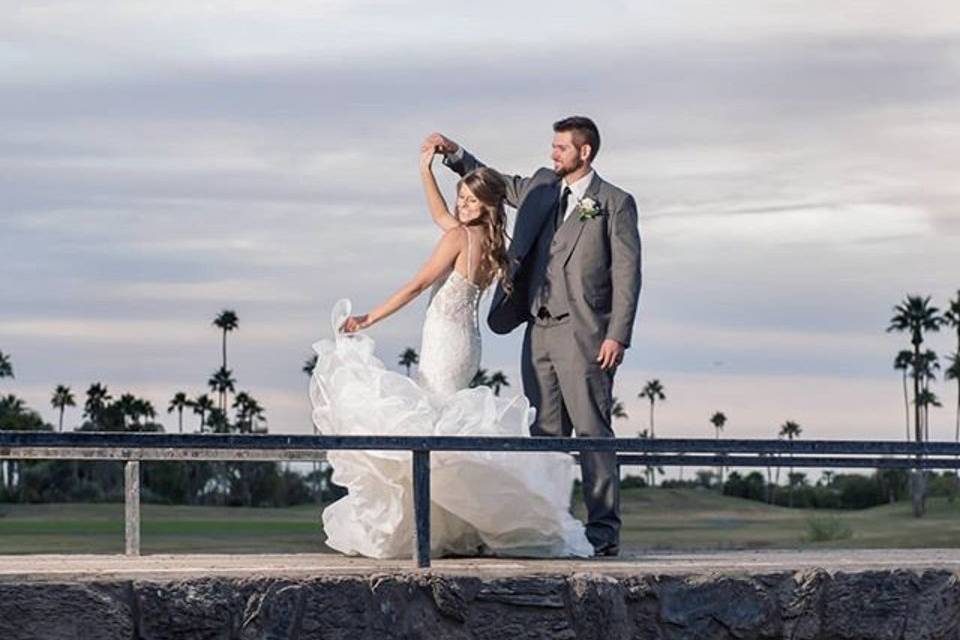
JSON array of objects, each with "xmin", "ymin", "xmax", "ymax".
[
  {"xmin": 417, "ymin": 229, "xmax": 484, "ymax": 397},
  {"xmin": 426, "ymin": 270, "xmax": 482, "ymax": 327}
]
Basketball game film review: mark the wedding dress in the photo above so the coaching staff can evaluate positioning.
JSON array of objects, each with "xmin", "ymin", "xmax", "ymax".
[{"xmin": 309, "ymin": 229, "xmax": 592, "ymax": 559}]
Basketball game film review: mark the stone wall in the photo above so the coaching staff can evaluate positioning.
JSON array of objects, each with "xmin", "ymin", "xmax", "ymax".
[{"xmin": 2, "ymin": 569, "xmax": 959, "ymax": 639}]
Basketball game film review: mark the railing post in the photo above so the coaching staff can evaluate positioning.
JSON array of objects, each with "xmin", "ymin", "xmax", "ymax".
[
  {"xmin": 125, "ymin": 460, "xmax": 141, "ymax": 556},
  {"xmin": 412, "ymin": 450, "xmax": 431, "ymax": 568}
]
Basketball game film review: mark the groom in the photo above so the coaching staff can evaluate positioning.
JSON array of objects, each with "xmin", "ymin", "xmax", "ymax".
[{"xmin": 426, "ymin": 117, "xmax": 642, "ymax": 556}]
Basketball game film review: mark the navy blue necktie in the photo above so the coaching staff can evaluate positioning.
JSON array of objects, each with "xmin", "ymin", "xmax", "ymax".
[{"xmin": 555, "ymin": 187, "xmax": 571, "ymax": 230}]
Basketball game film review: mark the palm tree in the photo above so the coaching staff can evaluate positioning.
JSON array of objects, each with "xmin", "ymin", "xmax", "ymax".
[
  {"xmin": 710, "ymin": 411, "xmax": 728, "ymax": 488},
  {"xmin": 208, "ymin": 366, "xmax": 236, "ymax": 412},
  {"xmin": 213, "ymin": 310, "xmax": 239, "ymax": 369},
  {"xmin": 470, "ymin": 368, "xmax": 490, "ymax": 388},
  {"xmin": 167, "ymin": 392, "xmax": 190, "ymax": 434},
  {"xmin": 887, "ymin": 295, "xmax": 944, "ymax": 444},
  {"xmin": 945, "ymin": 290, "xmax": 960, "ymax": 347},
  {"xmin": 192, "ymin": 394, "xmax": 215, "ymax": 433},
  {"xmin": 888, "ymin": 295, "xmax": 944, "ymax": 518},
  {"xmin": 0, "ymin": 351, "xmax": 13, "ymax": 380},
  {"xmin": 248, "ymin": 400, "xmax": 267, "ymax": 433},
  {"xmin": 398, "ymin": 348, "xmax": 419, "ymax": 377},
  {"xmin": 115, "ymin": 393, "xmax": 138, "ymax": 430},
  {"xmin": 611, "ymin": 397, "xmax": 628, "ymax": 420},
  {"xmin": 779, "ymin": 420, "xmax": 802, "ymax": 507},
  {"xmin": 130, "ymin": 398, "xmax": 156, "ymax": 431},
  {"xmin": 636, "ymin": 428, "xmax": 662, "ymax": 487},
  {"xmin": 206, "ymin": 407, "xmax": 230, "ymax": 434},
  {"xmin": 0, "ymin": 394, "xmax": 26, "ymax": 416},
  {"xmin": 213, "ymin": 310, "xmax": 239, "ymax": 410},
  {"xmin": 487, "ymin": 371, "xmax": 510, "ymax": 396},
  {"xmin": 945, "ymin": 291, "xmax": 960, "ymax": 447},
  {"xmin": 638, "ymin": 379, "xmax": 666, "ymax": 439},
  {"xmin": 912, "ymin": 349, "xmax": 940, "ymax": 442},
  {"xmin": 50, "ymin": 385, "xmax": 75, "ymax": 432},
  {"xmin": 83, "ymin": 383, "xmax": 112, "ymax": 428},
  {"xmin": 232, "ymin": 391, "xmax": 265, "ymax": 433},
  {"xmin": 916, "ymin": 389, "xmax": 942, "ymax": 441},
  {"xmin": 947, "ymin": 354, "xmax": 960, "ymax": 444},
  {"xmin": 894, "ymin": 350, "xmax": 914, "ymax": 441},
  {"xmin": 233, "ymin": 391, "xmax": 251, "ymax": 432},
  {"xmin": 710, "ymin": 411, "xmax": 727, "ymax": 437}
]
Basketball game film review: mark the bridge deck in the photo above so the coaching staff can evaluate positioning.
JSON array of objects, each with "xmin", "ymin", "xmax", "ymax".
[{"xmin": 2, "ymin": 549, "xmax": 959, "ymax": 582}]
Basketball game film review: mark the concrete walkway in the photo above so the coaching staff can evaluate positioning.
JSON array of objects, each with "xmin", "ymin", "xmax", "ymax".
[{"xmin": 2, "ymin": 549, "xmax": 959, "ymax": 581}]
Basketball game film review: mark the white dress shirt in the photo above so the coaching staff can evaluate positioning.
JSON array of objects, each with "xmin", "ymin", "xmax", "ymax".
[{"xmin": 559, "ymin": 170, "xmax": 595, "ymax": 224}]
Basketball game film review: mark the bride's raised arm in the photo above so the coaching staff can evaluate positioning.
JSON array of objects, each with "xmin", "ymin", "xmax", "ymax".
[
  {"xmin": 341, "ymin": 227, "xmax": 465, "ymax": 333},
  {"xmin": 420, "ymin": 146, "xmax": 459, "ymax": 232}
]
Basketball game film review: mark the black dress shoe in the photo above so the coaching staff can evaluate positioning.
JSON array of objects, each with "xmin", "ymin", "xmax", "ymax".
[{"xmin": 593, "ymin": 543, "xmax": 620, "ymax": 557}]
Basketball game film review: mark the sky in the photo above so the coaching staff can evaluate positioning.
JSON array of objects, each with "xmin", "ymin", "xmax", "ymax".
[{"xmin": 2, "ymin": 1, "xmax": 959, "ymax": 458}]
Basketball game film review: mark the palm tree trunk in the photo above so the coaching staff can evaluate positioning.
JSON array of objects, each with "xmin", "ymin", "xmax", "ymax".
[
  {"xmin": 716, "ymin": 428, "xmax": 723, "ymax": 491},
  {"xmin": 222, "ymin": 331, "xmax": 228, "ymax": 370},
  {"xmin": 58, "ymin": 407, "xmax": 64, "ymax": 432},
  {"xmin": 903, "ymin": 371, "xmax": 910, "ymax": 441},
  {"xmin": 911, "ymin": 345, "xmax": 925, "ymax": 518},
  {"xmin": 178, "ymin": 408, "xmax": 183, "ymax": 434},
  {"xmin": 649, "ymin": 401, "xmax": 655, "ymax": 439}
]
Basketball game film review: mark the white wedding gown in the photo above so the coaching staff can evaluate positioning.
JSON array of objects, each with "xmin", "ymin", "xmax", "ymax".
[{"xmin": 309, "ymin": 237, "xmax": 592, "ymax": 559}]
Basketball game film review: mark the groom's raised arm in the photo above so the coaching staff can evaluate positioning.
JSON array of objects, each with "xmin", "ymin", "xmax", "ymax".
[{"xmin": 441, "ymin": 147, "xmax": 531, "ymax": 210}]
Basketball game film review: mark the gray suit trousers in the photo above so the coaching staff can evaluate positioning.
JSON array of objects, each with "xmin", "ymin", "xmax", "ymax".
[{"xmin": 522, "ymin": 319, "xmax": 621, "ymax": 547}]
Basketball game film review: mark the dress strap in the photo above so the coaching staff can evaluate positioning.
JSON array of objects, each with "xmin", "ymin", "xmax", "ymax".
[{"xmin": 464, "ymin": 226, "xmax": 474, "ymax": 283}]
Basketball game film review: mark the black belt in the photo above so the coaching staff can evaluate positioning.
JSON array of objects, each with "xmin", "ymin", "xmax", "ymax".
[{"xmin": 536, "ymin": 307, "xmax": 569, "ymax": 321}]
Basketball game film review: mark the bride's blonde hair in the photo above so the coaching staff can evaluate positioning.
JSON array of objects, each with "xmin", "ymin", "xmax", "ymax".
[{"xmin": 458, "ymin": 168, "xmax": 513, "ymax": 296}]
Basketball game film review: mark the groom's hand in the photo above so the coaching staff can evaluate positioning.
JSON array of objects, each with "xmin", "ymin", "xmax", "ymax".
[
  {"xmin": 422, "ymin": 132, "xmax": 459, "ymax": 155},
  {"xmin": 597, "ymin": 339, "xmax": 625, "ymax": 370}
]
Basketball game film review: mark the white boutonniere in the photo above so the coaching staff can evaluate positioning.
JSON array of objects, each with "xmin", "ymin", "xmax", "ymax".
[{"xmin": 575, "ymin": 196, "xmax": 602, "ymax": 221}]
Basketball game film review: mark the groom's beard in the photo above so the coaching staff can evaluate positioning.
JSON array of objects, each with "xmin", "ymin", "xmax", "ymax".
[{"xmin": 553, "ymin": 157, "xmax": 585, "ymax": 178}]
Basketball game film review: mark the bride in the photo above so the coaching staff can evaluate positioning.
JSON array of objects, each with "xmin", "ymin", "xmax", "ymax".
[{"xmin": 308, "ymin": 143, "xmax": 592, "ymax": 559}]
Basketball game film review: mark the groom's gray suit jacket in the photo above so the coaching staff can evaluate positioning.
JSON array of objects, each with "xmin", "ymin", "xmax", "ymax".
[{"xmin": 445, "ymin": 150, "xmax": 642, "ymax": 353}]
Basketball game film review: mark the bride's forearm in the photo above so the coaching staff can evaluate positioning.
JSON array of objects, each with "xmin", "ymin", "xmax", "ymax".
[
  {"xmin": 365, "ymin": 280, "xmax": 428, "ymax": 328},
  {"xmin": 421, "ymin": 166, "xmax": 457, "ymax": 230}
]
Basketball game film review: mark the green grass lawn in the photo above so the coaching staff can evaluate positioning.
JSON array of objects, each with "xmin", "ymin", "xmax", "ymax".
[
  {"xmin": 4, "ymin": 489, "xmax": 960, "ymax": 554},
  {"xmin": 0, "ymin": 502, "xmax": 325, "ymax": 554}
]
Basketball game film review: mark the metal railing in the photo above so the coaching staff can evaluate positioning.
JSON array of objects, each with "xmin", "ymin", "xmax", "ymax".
[{"xmin": 2, "ymin": 431, "xmax": 958, "ymax": 568}]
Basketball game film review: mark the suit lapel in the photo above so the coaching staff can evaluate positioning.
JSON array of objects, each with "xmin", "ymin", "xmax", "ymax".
[
  {"xmin": 510, "ymin": 181, "xmax": 559, "ymax": 265},
  {"xmin": 560, "ymin": 172, "xmax": 603, "ymax": 267}
]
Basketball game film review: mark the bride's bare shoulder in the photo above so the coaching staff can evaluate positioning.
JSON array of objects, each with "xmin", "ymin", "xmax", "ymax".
[{"xmin": 440, "ymin": 225, "xmax": 469, "ymax": 246}]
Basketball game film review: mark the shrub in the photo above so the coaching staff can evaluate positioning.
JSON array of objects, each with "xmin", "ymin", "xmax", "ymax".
[{"xmin": 803, "ymin": 515, "xmax": 853, "ymax": 542}]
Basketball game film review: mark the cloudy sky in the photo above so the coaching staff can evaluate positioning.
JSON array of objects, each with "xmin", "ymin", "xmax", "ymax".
[{"xmin": 2, "ymin": 1, "xmax": 958, "ymax": 449}]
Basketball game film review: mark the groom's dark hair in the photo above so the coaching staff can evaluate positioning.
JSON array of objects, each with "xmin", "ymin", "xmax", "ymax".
[{"xmin": 553, "ymin": 116, "xmax": 600, "ymax": 162}]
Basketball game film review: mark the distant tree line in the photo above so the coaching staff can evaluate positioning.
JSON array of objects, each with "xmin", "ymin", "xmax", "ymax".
[
  {"xmin": 0, "ymin": 311, "xmax": 346, "ymax": 507},
  {"xmin": 654, "ymin": 468, "xmax": 960, "ymax": 510}
]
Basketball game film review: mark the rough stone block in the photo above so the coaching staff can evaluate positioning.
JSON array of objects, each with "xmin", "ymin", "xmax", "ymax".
[{"xmin": 0, "ymin": 582, "xmax": 132, "ymax": 640}]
